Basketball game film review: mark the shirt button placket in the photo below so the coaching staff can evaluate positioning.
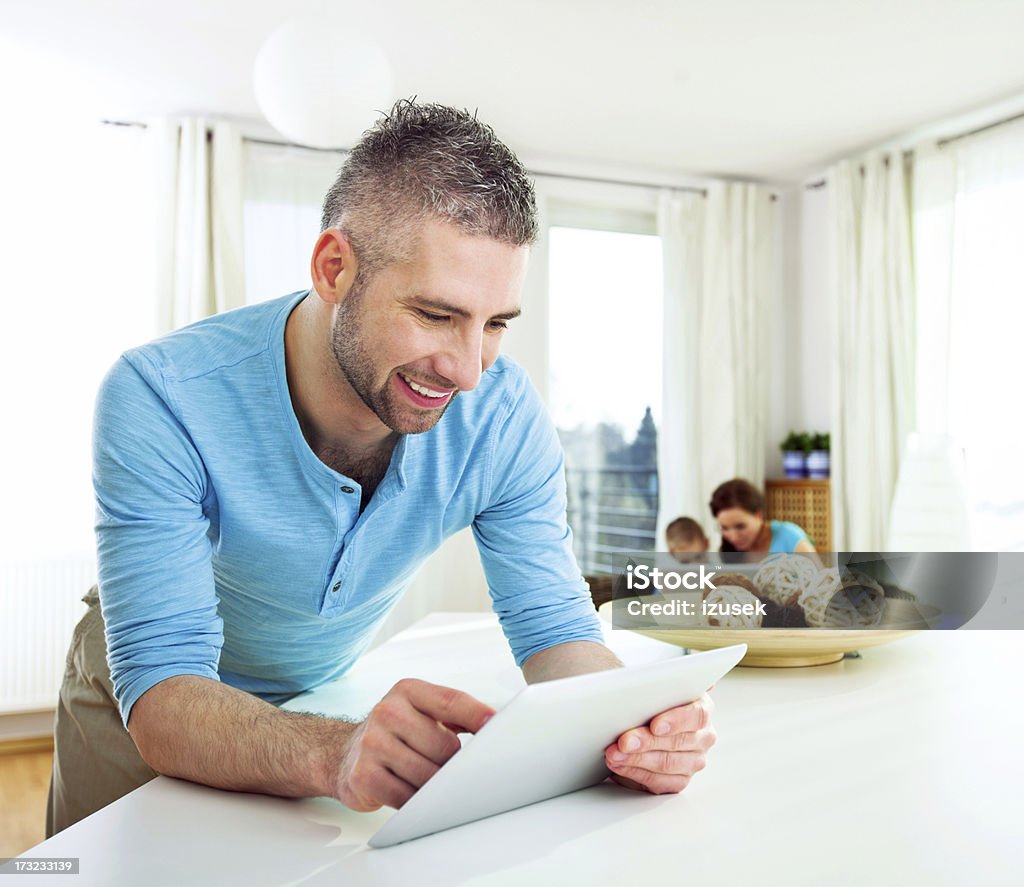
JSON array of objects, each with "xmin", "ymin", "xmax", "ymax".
[{"xmin": 329, "ymin": 484, "xmax": 357, "ymax": 610}]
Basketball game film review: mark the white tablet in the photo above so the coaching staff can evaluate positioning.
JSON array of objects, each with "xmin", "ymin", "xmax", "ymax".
[{"xmin": 369, "ymin": 643, "xmax": 747, "ymax": 847}]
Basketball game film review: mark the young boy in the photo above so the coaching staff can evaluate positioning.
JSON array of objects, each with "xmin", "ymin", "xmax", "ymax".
[{"xmin": 665, "ymin": 517, "xmax": 710, "ymax": 560}]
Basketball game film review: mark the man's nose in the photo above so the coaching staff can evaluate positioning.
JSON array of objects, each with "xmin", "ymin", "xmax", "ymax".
[{"xmin": 437, "ymin": 327, "xmax": 485, "ymax": 393}]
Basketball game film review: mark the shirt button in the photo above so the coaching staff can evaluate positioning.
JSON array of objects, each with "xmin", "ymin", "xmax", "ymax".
[
  {"xmin": 341, "ymin": 485, "xmax": 355, "ymax": 494},
  {"xmin": 331, "ymin": 581, "xmax": 341, "ymax": 593}
]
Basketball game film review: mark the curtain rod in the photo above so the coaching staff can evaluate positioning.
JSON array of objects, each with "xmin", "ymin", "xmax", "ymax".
[
  {"xmin": 101, "ymin": 119, "xmax": 782, "ymax": 200},
  {"xmin": 529, "ymin": 168, "xmax": 707, "ymax": 197},
  {"xmin": 936, "ymin": 108, "xmax": 1024, "ymax": 147},
  {"xmin": 103, "ymin": 119, "xmax": 345, "ymax": 153},
  {"xmin": 804, "ymin": 106, "xmax": 1024, "ymax": 191}
]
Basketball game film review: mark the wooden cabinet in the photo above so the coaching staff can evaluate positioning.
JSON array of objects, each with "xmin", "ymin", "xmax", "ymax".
[{"xmin": 765, "ymin": 479, "xmax": 832, "ymax": 551}]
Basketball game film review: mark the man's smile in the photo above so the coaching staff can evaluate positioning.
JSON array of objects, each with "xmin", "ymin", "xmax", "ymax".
[{"xmin": 396, "ymin": 371, "xmax": 455, "ymax": 407}]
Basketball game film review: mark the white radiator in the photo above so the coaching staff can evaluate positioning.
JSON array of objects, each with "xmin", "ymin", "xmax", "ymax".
[{"xmin": 0, "ymin": 556, "xmax": 95, "ymax": 714}]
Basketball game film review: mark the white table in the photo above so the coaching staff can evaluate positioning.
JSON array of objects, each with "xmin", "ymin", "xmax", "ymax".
[{"xmin": 17, "ymin": 615, "xmax": 1024, "ymax": 886}]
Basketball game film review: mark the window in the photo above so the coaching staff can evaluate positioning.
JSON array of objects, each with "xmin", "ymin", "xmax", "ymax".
[
  {"xmin": 946, "ymin": 167, "xmax": 1024, "ymax": 550},
  {"xmin": 914, "ymin": 126, "xmax": 1024, "ymax": 551},
  {"xmin": 0, "ymin": 58, "xmax": 155, "ymax": 708},
  {"xmin": 242, "ymin": 142, "xmax": 343, "ymax": 305},
  {"xmin": 547, "ymin": 217, "xmax": 663, "ymax": 573},
  {"xmin": 0, "ymin": 120, "xmax": 154, "ymax": 566}
]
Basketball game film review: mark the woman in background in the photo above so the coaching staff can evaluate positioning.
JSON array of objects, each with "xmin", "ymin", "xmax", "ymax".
[{"xmin": 710, "ymin": 478, "xmax": 816, "ymax": 553}]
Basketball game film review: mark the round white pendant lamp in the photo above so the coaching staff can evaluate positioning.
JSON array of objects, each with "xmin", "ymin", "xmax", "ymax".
[{"xmin": 253, "ymin": 16, "xmax": 395, "ymax": 149}]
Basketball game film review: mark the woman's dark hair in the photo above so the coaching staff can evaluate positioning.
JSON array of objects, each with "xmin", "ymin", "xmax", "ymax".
[
  {"xmin": 709, "ymin": 478, "xmax": 765, "ymax": 517},
  {"xmin": 709, "ymin": 478, "xmax": 766, "ymax": 553}
]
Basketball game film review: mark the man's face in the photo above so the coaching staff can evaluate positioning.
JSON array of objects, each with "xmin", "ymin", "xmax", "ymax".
[{"xmin": 330, "ymin": 220, "xmax": 529, "ymax": 435}]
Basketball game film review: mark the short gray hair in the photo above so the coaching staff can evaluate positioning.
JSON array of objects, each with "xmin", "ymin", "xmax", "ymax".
[{"xmin": 320, "ymin": 100, "xmax": 537, "ymax": 275}]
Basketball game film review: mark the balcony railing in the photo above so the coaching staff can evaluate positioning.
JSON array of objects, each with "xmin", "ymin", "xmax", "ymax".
[{"xmin": 565, "ymin": 465, "xmax": 658, "ymax": 575}]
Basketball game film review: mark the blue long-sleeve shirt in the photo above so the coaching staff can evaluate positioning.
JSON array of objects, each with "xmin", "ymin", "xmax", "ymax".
[
  {"xmin": 93, "ymin": 291, "xmax": 603, "ymax": 726},
  {"xmin": 769, "ymin": 520, "xmax": 812, "ymax": 552}
]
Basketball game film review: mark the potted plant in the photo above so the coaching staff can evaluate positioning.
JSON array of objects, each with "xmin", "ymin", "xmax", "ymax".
[
  {"xmin": 780, "ymin": 431, "xmax": 806, "ymax": 478},
  {"xmin": 806, "ymin": 432, "xmax": 831, "ymax": 479}
]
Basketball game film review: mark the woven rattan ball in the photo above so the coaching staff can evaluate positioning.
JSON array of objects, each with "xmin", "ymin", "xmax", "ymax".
[
  {"xmin": 800, "ymin": 568, "xmax": 885, "ymax": 628},
  {"xmin": 754, "ymin": 553, "xmax": 818, "ymax": 607}
]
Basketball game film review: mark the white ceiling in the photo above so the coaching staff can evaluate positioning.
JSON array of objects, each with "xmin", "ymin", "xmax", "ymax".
[{"xmin": 4, "ymin": 0, "xmax": 1024, "ymax": 183}]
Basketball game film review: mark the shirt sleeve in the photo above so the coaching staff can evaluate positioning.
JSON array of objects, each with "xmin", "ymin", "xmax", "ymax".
[
  {"xmin": 771, "ymin": 521, "xmax": 811, "ymax": 552},
  {"xmin": 93, "ymin": 354, "xmax": 223, "ymax": 727},
  {"xmin": 472, "ymin": 376, "xmax": 605, "ymax": 667}
]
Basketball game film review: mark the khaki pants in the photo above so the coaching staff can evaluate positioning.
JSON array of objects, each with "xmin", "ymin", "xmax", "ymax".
[{"xmin": 46, "ymin": 588, "xmax": 157, "ymax": 837}]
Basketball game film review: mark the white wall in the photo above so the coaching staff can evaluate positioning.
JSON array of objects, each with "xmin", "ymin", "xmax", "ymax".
[
  {"xmin": 796, "ymin": 185, "xmax": 832, "ymax": 433},
  {"xmin": 764, "ymin": 180, "xmax": 831, "ymax": 481},
  {"xmin": 768, "ymin": 180, "xmax": 833, "ymax": 454},
  {"xmin": 765, "ymin": 186, "xmax": 798, "ymax": 478},
  {"xmin": 764, "ymin": 183, "xmax": 832, "ymax": 479}
]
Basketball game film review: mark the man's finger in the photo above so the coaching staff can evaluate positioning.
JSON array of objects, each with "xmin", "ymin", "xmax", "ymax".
[
  {"xmin": 396, "ymin": 713, "xmax": 465, "ymax": 767},
  {"xmin": 607, "ymin": 764, "xmax": 692, "ymax": 795},
  {"xmin": 393, "ymin": 679, "xmax": 495, "ymax": 733},
  {"xmin": 372, "ymin": 769, "xmax": 418, "ymax": 809},
  {"xmin": 340, "ymin": 754, "xmax": 417, "ymax": 811},
  {"xmin": 614, "ymin": 695, "xmax": 715, "ymax": 752},
  {"xmin": 607, "ymin": 748, "xmax": 707, "ymax": 777},
  {"xmin": 649, "ymin": 694, "xmax": 714, "ymax": 737},
  {"xmin": 606, "ymin": 726, "xmax": 713, "ymax": 760},
  {"xmin": 615, "ymin": 725, "xmax": 653, "ymax": 754},
  {"xmin": 607, "ymin": 771, "xmax": 646, "ymax": 792},
  {"xmin": 369, "ymin": 692, "xmax": 472, "ymax": 767},
  {"xmin": 373, "ymin": 731, "xmax": 443, "ymax": 789}
]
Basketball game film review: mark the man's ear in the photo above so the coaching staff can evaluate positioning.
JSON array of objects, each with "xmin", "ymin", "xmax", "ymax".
[{"xmin": 310, "ymin": 229, "xmax": 359, "ymax": 304}]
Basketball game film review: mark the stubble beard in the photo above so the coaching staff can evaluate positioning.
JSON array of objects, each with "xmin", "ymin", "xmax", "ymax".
[{"xmin": 330, "ymin": 278, "xmax": 454, "ymax": 435}]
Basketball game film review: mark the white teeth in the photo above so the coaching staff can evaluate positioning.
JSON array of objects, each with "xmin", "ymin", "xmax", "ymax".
[{"xmin": 400, "ymin": 373, "xmax": 450, "ymax": 398}]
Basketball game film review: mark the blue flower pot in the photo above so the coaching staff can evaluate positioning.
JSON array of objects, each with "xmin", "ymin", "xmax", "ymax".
[
  {"xmin": 782, "ymin": 451, "xmax": 806, "ymax": 478},
  {"xmin": 806, "ymin": 450, "xmax": 830, "ymax": 479}
]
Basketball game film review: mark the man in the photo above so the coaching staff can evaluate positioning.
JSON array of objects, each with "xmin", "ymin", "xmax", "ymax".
[{"xmin": 48, "ymin": 100, "xmax": 716, "ymax": 834}]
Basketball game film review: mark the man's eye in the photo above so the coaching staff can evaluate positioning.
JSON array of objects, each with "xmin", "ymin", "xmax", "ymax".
[
  {"xmin": 488, "ymin": 320, "xmax": 508, "ymax": 331},
  {"xmin": 418, "ymin": 310, "xmax": 448, "ymax": 323}
]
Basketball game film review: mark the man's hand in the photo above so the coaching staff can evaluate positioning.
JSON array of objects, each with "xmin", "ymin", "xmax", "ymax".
[
  {"xmin": 334, "ymin": 678, "xmax": 495, "ymax": 812},
  {"xmin": 604, "ymin": 692, "xmax": 716, "ymax": 794}
]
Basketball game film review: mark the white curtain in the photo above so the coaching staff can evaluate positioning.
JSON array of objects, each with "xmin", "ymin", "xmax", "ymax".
[
  {"xmin": 827, "ymin": 153, "xmax": 915, "ymax": 550},
  {"xmin": 657, "ymin": 192, "xmax": 705, "ymax": 537},
  {"xmin": 910, "ymin": 146, "xmax": 957, "ymax": 438},
  {"xmin": 242, "ymin": 140, "xmax": 343, "ymax": 305},
  {"xmin": 912, "ymin": 121, "xmax": 1024, "ymax": 550},
  {"xmin": 658, "ymin": 183, "xmax": 776, "ymax": 544},
  {"xmin": 149, "ymin": 118, "xmax": 246, "ymax": 332}
]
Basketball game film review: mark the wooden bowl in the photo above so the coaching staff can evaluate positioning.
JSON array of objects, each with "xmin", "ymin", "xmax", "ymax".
[{"xmin": 598, "ymin": 598, "xmax": 939, "ymax": 667}]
